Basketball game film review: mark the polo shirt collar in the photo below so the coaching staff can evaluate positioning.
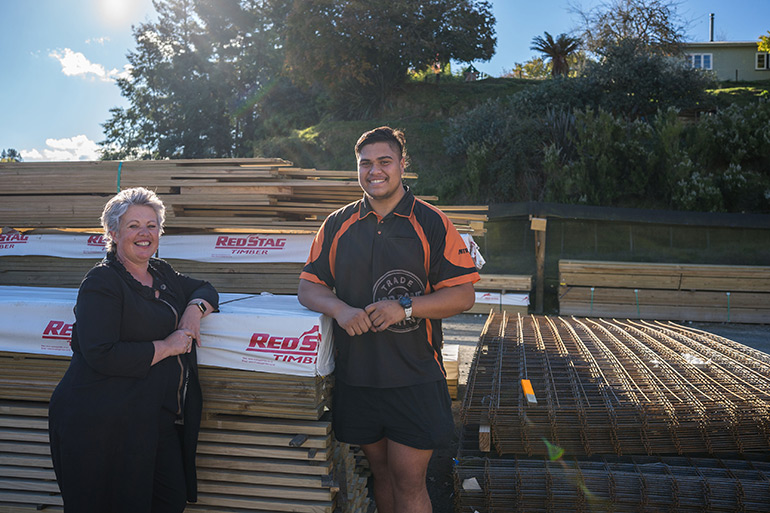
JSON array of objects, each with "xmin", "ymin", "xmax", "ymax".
[{"xmin": 360, "ymin": 185, "xmax": 416, "ymax": 219}]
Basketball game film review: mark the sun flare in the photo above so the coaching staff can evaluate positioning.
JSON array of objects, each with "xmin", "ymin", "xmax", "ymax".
[{"xmin": 97, "ymin": 0, "xmax": 142, "ymax": 27}]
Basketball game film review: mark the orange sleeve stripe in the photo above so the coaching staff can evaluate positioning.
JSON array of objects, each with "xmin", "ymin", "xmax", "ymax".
[
  {"xmin": 299, "ymin": 271, "xmax": 327, "ymax": 285},
  {"xmin": 434, "ymin": 272, "xmax": 480, "ymax": 291},
  {"xmin": 440, "ymin": 212, "xmax": 476, "ymax": 269},
  {"xmin": 416, "ymin": 198, "xmax": 476, "ymax": 269},
  {"xmin": 407, "ymin": 214, "xmax": 430, "ymax": 277},
  {"xmin": 425, "ymin": 319, "xmax": 447, "ymax": 378},
  {"xmin": 329, "ymin": 211, "xmax": 359, "ymax": 282},
  {"xmin": 305, "ymin": 222, "xmax": 326, "ymax": 266}
]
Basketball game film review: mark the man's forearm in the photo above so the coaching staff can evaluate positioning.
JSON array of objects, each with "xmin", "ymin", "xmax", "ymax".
[{"xmin": 410, "ymin": 282, "xmax": 475, "ymax": 319}]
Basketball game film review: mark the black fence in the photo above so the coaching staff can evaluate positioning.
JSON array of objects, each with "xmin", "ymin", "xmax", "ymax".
[{"xmin": 476, "ymin": 202, "xmax": 770, "ymax": 312}]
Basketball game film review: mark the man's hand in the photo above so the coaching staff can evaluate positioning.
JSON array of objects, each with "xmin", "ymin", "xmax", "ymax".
[
  {"xmin": 365, "ymin": 299, "xmax": 406, "ymax": 332},
  {"xmin": 336, "ymin": 304, "xmax": 374, "ymax": 336}
]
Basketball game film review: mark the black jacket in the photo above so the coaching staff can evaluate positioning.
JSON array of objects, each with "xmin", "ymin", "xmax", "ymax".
[{"xmin": 48, "ymin": 253, "xmax": 218, "ymax": 512}]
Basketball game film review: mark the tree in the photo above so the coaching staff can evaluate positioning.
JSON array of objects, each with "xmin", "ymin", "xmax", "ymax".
[
  {"xmin": 1, "ymin": 149, "xmax": 22, "ymax": 162},
  {"xmin": 283, "ymin": 0, "xmax": 496, "ymax": 118},
  {"xmin": 530, "ymin": 32, "xmax": 580, "ymax": 77},
  {"xmin": 759, "ymin": 31, "xmax": 770, "ymax": 52},
  {"xmin": 572, "ymin": 0, "xmax": 687, "ymax": 55},
  {"xmin": 100, "ymin": 0, "xmax": 287, "ymax": 159},
  {"xmin": 505, "ymin": 57, "xmax": 550, "ymax": 79}
]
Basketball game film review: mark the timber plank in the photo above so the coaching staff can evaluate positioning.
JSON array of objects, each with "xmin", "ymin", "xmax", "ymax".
[
  {"xmin": 197, "ymin": 480, "xmax": 333, "ymax": 502},
  {"xmin": 200, "ymin": 415, "xmax": 331, "ymax": 436},
  {"xmin": 0, "ymin": 466, "xmax": 55, "ymax": 481},
  {"xmin": 191, "ymin": 493, "xmax": 333, "ymax": 513},
  {"xmin": 195, "ymin": 454, "xmax": 331, "ymax": 476},
  {"xmin": 198, "ymin": 429, "xmax": 329, "ymax": 450},
  {"xmin": 0, "ymin": 491, "xmax": 61, "ymax": 507},
  {"xmin": 196, "ymin": 442, "xmax": 327, "ymax": 462},
  {"xmin": 475, "ymin": 274, "xmax": 532, "ymax": 291},
  {"xmin": 196, "ymin": 468, "xmax": 328, "ymax": 489}
]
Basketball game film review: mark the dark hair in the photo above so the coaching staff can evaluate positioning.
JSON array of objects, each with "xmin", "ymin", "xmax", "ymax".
[{"xmin": 355, "ymin": 126, "xmax": 409, "ymax": 167}]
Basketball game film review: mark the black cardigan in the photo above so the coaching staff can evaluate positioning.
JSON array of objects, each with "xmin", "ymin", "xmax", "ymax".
[{"xmin": 48, "ymin": 253, "xmax": 218, "ymax": 512}]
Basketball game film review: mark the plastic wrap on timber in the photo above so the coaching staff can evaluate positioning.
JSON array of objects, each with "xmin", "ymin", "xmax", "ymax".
[
  {"xmin": 0, "ymin": 158, "xmax": 486, "ymax": 235},
  {"xmin": 460, "ymin": 313, "xmax": 770, "ymax": 459},
  {"xmin": 454, "ymin": 455, "xmax": 770, "ymax": 513}
]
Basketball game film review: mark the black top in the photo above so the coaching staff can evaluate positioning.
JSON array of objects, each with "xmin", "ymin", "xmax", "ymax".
[
  {"xmin": 301, "ymin": 187, "xmax": 479, "ymax": 388},
  {"xmin": 48, "ymin": 253, "xmax": 218, "ymax": 512}
]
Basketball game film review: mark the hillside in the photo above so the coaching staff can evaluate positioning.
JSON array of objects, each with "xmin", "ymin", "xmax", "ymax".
[
  {"xmin": 254, "ymin": 77, "xmax": 770, "ymax": 207},
  {"xmin": 253, "ymin": 77, "xmax": 535, "ymax": 201}
]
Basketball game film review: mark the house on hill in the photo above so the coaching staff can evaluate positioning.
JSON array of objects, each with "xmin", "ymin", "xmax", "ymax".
[{"xmin": 684, "ymin": 41, "xmax": 770, "ymax": 82}]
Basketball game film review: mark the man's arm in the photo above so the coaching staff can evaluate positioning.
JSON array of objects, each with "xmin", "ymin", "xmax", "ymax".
[
  {"xmin": 297, "ymin": 278, "xmax": 374, "ymax": 336},
  {"xmin": 365, "ymin": 282, "xmax": 475, "ymax": 332}
]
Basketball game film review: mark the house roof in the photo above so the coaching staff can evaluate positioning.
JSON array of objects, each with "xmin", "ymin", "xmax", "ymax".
[{"xmin": 684, "ymin": 41, "xmax": 760, "ymax": 49}]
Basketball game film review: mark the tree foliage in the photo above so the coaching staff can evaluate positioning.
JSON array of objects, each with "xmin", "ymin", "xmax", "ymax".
[
  {"xmin": 100, "ymin": 0, "xmax": 497, "ymax": 158},
  {"xmin": 509, "ymin": 40, "xmax": 715, "ymax": 119},
  {"xmin": 282, "ymin": 0, "xmax": 496, "ymax": 118},
  {"xmin": 759, "ymin": 31, "xmax": 770, "ymax": 53},
  {"xmin": 441, "ymin": 41, "xmax": 759, "ymax": 210},
  {"xmin": 101, "ymin": 0, "xmax": 287, "ymax": 159},
  {"xmin": 572, "ymin": 0, "xmax": 687, "ymax": 55},
  {"xmin": 505, "ymin": 58, "xmax": 551, "ymax": 79},
  {"xmin": 1, "ymin": 149, "xmax": 22, "ymax": 162},
  {"xmin": 530, "ymin": 32, "xmax": 581, "ymax": 76}
]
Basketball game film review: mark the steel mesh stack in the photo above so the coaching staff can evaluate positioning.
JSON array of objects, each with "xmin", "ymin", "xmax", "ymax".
[
  {"xmin": 455, "ymin": 455, "xmax": 770, "ymax": 513},
  {"xmin": 456, "ymin": 313, "xmax": 770, "ymax": 512}
]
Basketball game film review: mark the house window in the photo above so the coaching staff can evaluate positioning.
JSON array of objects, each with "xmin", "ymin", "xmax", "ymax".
[
  {"xmin": 756, "ymin": 53, "xmax": 770, "ymax": 70},
  {"xmin": 687, "ymin": 53, "xmax": 713, "ymax": 70}
]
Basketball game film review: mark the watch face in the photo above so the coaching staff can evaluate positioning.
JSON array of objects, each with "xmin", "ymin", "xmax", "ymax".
[{"xmin": 398, "ymin": 295, "xmax": 412, "ymax": 308}]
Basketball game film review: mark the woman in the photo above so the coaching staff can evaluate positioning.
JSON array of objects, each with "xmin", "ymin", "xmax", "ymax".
[{"xmin": 48, "ymin": 187, "xmax": 218, "ymax": 513}]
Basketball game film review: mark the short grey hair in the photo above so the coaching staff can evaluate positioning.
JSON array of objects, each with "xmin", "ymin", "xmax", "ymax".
[{"xmin": 101, "ymin": 187, "xmax": 166, "ymax": 252}]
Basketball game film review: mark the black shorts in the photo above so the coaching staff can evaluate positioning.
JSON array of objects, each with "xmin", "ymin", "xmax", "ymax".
[{"xmin": 332, "ymin": 379, "xmax": 455, "ymax": 450}]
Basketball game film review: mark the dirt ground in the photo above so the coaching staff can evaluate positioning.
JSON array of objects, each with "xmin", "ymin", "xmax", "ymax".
[{"xmin": 424, "ymin": 313, "xmax": 770, "ymax": 513}]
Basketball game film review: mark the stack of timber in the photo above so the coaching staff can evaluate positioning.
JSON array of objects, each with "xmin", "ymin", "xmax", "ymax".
[
  {"xmin": 559, "ymin": 260, "xmax": 770, "ymax": 323},
  {"xmin": 467, "ymin": 274, "xmax": 532, "ymax": 315},
  {"xmin": 0, "ymin": 254, "xmax": 303, "ymax": 294},
  {"xmin": 455, "ymin": 311, "xmax": 770, "ymax": 512},
  {"xmin": 0, "ymin": 159, "xmax": 486, "ymax": 235},
  {"xmin": 0, "ymin": 355, "xmax": 373, "ymax": 512}
]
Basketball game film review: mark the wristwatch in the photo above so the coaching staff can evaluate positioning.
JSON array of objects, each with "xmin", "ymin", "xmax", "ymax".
[
  {"xmin": 398, "ymin": 295, "xmax": 413, "ymax": 321},
  {"xmin": 191, "ymin": 301, "xmax": 207, "ymax": 315}
]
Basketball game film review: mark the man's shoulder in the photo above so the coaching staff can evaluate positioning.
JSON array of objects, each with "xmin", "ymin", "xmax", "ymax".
[
  {"xmin": 411, "ymin": 197, "xmax": 453, "ymax": 231},
  {"xmin": 324, "ymin": 199, "xmax": 363, "ymax": 228}
]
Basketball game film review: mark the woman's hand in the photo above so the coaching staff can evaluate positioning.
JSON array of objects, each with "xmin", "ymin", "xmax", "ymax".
[
  {"xmin": 179, "ymin": 300, "xmax": 213, "ymax": 347},
  {"xmin": 152, "ymin": 328, "xmax": 194, "ymax": 365}
]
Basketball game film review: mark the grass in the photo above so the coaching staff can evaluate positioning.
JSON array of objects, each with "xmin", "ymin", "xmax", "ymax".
[{"xmin": 708, "ymin": 80, "xmax": 770, "ymax": 106}]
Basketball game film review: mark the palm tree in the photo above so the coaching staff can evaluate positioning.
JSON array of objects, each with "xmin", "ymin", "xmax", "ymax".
[{"xmin": 530, "ymin": 32, "xmax": 581, "ymax": 77}]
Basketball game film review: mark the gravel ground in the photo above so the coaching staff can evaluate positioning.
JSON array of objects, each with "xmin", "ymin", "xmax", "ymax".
[{"xmin": 424, "ymin": 313, "xmax": 770, "ymax": 513}]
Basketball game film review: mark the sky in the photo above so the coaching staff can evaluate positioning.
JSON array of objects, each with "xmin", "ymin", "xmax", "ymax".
[{"xmin": 1, "ymin": 0, "xmax": 768, "ymax": 162}]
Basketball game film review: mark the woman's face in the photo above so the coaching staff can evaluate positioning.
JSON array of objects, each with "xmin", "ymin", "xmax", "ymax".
[{"xmin": 110, "ymin": 204, "xmax": 160, "ymax": 267}]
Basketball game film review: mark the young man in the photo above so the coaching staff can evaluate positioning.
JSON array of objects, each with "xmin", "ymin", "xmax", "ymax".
[{"xmin": 298, "ymin": 126, "xmax": 479, "ymax": 513}]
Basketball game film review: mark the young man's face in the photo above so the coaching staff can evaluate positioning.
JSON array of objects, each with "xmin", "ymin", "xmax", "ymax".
[{"xmin": 357, "ymin": 141, "xmax": 405, "ymax": 203}]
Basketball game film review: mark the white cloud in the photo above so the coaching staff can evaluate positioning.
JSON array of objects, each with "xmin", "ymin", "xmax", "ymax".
[
  {"xmin": 21, "ymin": 135, "xmax": 101, "ymax": 162},
  {"xmin": 49, "ymin": 48, "xmax": 122, "ymax": 82},
  {"xmin": 86, "ymin": 36, "xmax": 111, "ymax": 45}
]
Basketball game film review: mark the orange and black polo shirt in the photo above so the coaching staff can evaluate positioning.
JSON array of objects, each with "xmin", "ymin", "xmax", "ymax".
[{"xmin": 300, "ymin": 186, "xmax": 480, "ymax": 388}]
